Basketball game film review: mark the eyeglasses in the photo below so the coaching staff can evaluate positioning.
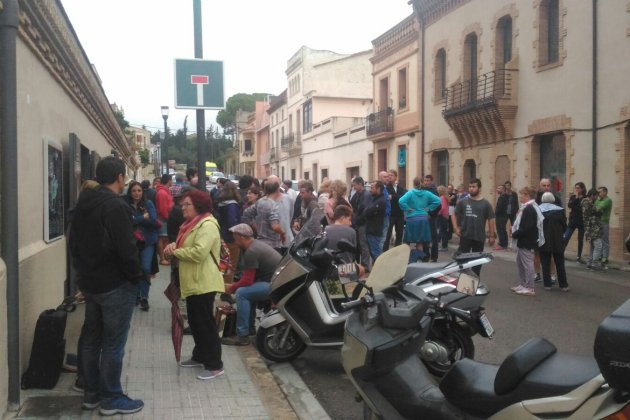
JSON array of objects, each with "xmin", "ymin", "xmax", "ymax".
[{"xmin": 181, "ymin": 202, "xmax": 193, "ymax": 208}]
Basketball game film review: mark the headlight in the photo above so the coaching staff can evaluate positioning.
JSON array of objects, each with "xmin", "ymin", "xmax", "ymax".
[{"xmin": 295, "ymin": 247, "xmax": 310, "ymax": 258}]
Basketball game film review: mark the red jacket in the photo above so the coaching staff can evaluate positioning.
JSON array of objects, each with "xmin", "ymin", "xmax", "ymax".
[{"xmin": 155, "ymin": 185, "xmax": 174, "ymax": 220}]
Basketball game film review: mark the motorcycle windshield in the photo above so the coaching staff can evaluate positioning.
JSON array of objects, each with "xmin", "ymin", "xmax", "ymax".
[{"xmin": 368, "ymin": 244, "xmax": 412, "ymax": 293}]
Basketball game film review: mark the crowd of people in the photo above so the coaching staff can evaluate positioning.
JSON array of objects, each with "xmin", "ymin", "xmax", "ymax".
[{"xmin": 68, "ymin": 155, "xmax": 614, "ymax": 414}]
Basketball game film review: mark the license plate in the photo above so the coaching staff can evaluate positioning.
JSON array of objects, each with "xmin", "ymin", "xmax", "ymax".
[
  {"xmin": 336, "ymin": 263, "xmax": 358, "ymax": 284},
  {"xmin": 479, "ymin": 313, "xmax": 495, "ymax": 337}
]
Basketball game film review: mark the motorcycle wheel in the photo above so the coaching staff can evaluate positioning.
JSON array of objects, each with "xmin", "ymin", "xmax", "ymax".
[
  {"xmin": 255, "ymin": 323, "xmax": 307, "ymax": 363},
  {"xmin": 421, "ymin": 323, "xmax": 474, "ymax": 377}
]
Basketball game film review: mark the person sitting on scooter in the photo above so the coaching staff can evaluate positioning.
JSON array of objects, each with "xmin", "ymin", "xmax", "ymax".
[
  {"xmin": 324, "ymin": 205, "xmax": 366, "ymax": 278},
  {"xmin": 222, "ymin": 223, "xmax": 282, "ymax": 346}
]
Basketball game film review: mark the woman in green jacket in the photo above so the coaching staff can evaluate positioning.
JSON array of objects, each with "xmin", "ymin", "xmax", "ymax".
[{"xmin": 164, "ymin": 189, "xmax": 224, "ymax": 380}]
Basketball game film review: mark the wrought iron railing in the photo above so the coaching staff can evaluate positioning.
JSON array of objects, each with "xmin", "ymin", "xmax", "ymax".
[
  {"xmin": 281, "ymin": 133, "xmax": 301, "ymax": 150},
  {"xmin": 443, "ymin": 69, "xmax": 514, "ymax": 117},
  {"xmin": 366, "ymin": 107, "xmax": 394, "ymax": 136}
]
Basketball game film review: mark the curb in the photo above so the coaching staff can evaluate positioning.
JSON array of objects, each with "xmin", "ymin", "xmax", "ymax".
[
  {"xmin": 237, "ymin": 345, "xmax": 299, "ymax": 419},
  {"xmin": 237, "ymin": 344, "xmax": 331, "ymax": 420}
]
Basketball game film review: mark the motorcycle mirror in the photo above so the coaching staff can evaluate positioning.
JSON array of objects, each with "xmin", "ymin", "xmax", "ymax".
[{"xmin": 456, "ymin": 272, "xmax": 479, "ymax": 296}]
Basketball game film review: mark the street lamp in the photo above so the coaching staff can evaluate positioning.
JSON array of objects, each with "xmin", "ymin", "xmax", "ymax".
[
  {"xmin": 161, "ymin": 105, "xmax": 169, "ymax": 175},
  {"xmin": 155, "ymin": 143, "xmax": 161, "ymax": 176}
]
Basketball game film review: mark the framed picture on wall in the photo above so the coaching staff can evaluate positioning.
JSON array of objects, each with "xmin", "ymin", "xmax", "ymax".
[{"xmin": 44, "ymin": 138, "xmax": 64, "ymax": 243}]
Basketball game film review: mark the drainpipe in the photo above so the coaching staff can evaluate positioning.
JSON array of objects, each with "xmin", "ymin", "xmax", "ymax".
[
  {"xmin": 412, "ymin": 3, "xmax": 426, "ymax": 178},
  {"xmin": 0, "ymin": 0, "xmax": 21, "ymax": 409},
  {"xmin": 591, "ymin": 0, "xmax": 598, "ymax": 188}
]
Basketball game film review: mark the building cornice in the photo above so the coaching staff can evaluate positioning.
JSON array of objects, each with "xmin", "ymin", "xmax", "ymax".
[
  {"xmin": 412, "ymin": 0, "xmax": 472, "ymax": 27},
  {"xmin": 371, "ymin": 14, "xmax": 419, "ymax": 64},
  {"xmin": 12, "ymin": 0, "xmax": 133, "ymax": 164}
]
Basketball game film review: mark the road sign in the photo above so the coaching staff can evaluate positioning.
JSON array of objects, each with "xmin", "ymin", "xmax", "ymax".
[{"xmin": 174, "ymin": 59, "xmax": 224, "ymax": 109}]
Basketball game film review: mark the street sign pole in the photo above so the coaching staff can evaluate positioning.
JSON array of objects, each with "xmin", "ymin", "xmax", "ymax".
[{"xmin": 193, "ymin": 0, "xmax": 206, "ymax": 186}]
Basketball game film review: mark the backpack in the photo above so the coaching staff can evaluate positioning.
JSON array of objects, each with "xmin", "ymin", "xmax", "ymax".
[
  {"xmin": 208, "ymin": 218, "xmax": 232, "ymax": 275},
  {"xmin": 212, "ymin": 239, "xmax": 232, "ymax": 275}
]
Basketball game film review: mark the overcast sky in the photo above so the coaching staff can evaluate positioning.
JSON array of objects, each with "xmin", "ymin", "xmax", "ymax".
[{"xmin": 60, "ymin": 0, "xmax": 413, "ymax": 134}]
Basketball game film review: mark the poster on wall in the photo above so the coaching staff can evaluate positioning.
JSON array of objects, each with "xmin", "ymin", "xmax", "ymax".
[{"xmin": 44, "ymin": 138, "xmax": 64, "ymax": 243}]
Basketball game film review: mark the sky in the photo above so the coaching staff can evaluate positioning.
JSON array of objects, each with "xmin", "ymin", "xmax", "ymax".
[{"xmin": 60, "ymin": 0, "xmax": 414, "ymax": 134}]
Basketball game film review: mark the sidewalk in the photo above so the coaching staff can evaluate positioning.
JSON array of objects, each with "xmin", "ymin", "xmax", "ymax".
[{"xmin": 12, "ymin": 269, "xmax": 298, "ymax": 420}]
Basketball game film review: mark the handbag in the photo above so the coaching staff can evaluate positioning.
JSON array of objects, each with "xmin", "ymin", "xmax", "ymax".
[{"xmin": 133, "ymin": 229, "xmax": 145, "ymax": 249}]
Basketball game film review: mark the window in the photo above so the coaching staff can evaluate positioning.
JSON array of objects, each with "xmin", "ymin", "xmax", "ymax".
[
  {"xmin": 304, "ymin": 171, "xmax": 310, "ymax": 180},
  {"xmin": 244, "ymin": 139, "xmax": 252, "ymax": 153},
  {"xmin": 291, "ymin": 169, "xmax": 296, "ymax": 180},
  {"xmin": 379, "ymin": 77, "xmax": 390, "ymax": 111},
  {"xmin": 321, "ymin": 168, "xmax": 328, "ymax": 181},
  {"xmin": 539, "ymin": 133, "xmax": 565, "ymax": 194},
  {"xmin": 539, "ymin": 0, "xmax": 559, "ymax": 66},
  {"xmin": 435, "ymin": 49, "xmax": 447, "ymax": 101},
  {"xmin": 436, "ymin": 151, "xmax": 449, "ymax": 186},
  {"xmin": 463, "ymin": 159, "xmax": 476, "ymax": 187},
  {"xmin": 303, "ymin": 99, "xmax": 312, "ymax": 133},
  {"xmin": 463, "ymin": 33, "xmax": 478, "ymax": 103},
  {"xmin": 497, "ymin": 16, "xmax": 513, "ymax": 67},
  {"xmin": 398, "ymin": 67, "xmax": 407, "ymax": 109}
]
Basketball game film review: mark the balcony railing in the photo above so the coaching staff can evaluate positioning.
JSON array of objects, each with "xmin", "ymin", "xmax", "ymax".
[
  {"xmin": 366, "ymin": 107, "xmax": 394, "ymax": 136},
  {"xmin": 442, "ymin": 68, "xmax": 518, "ymax": 146},
  {"xmin": 280, "ymin": 133, "xmax": 301, "ymax": 150},
  {"xmin": 443, "ymin": 69, "xmax": 514, "ymax": 117}
]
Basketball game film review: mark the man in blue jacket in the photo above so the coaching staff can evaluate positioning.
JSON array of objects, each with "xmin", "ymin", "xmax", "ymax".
[{"xmin": 69, "ymin": 156, "xmax": 144, "ymax": 416}]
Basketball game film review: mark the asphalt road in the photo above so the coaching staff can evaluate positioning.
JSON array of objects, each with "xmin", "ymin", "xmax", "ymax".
[{"xmin": 290, "ymin": 251, "xmax": 630, "ymax": 419}]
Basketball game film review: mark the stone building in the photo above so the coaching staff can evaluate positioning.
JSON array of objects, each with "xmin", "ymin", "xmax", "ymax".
[{"xmin": 411, "ymin": 0, "xmax": 630, "ymax": 262}]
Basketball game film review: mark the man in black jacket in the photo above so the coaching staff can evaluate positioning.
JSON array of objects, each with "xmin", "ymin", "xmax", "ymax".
[
  {"xmin": 358, "ymin": 181, "xmax": 387, "ymax": 262},
  {"xmin": 69, "ymin": 156, "xmax": 144, "ymax": 415},
  {"xmin": 383, "ymin": 169, "xmax": 407, "ymax": 251},
  {"xmin": 350, "ymin": 177, "xmax": 373, "ymax": 270}
]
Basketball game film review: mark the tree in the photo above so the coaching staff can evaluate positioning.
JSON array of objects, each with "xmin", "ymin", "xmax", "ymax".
[
  {"xmin": 114, "ymin": 110, "xmax": 130, "ymax": 131},
  {"xmin": 138, "ymin": 148, "xmax": 150, "ymax": 167},
  {"xmin": 216, "ymin": 93, "xmax": 271, "ymax": 131}
]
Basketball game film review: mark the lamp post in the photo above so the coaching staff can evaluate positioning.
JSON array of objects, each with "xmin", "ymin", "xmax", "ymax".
[
  {"xmin": 161, "ymin": 105, "xmax": 169, "ymax": 175},
  {"xmin": 155, "ymin": 143, "xmax": 161, "ymax": 176}
]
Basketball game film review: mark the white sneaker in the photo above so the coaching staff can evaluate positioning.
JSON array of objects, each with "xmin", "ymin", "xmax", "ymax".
[
  {"xmin": 516, "ymin": 287, "xmax": 536, "ymax": 296},
  {"xmin": 510, "ymin": 285, "xmax": 524, "ymax": 292}
]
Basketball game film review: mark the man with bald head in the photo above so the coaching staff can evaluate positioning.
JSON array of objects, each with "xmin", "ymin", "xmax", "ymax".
[
  {"xmin": 536, "ymin": 178, "xmax": 562, "ymax": 206},
  {"xmin": 242, "ymin": 176, "xmax": 289, "ymax": 254},
  {"xmin": 267, "ymin": 175, "xmax": 294, "ymax": 252}
]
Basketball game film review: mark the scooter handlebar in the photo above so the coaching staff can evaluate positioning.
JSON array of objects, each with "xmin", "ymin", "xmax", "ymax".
[{"xmin": 341, "ymin": 298, "xmax": 366, "ymax": 311}]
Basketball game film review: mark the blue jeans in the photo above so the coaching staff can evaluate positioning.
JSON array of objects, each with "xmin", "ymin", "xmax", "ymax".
[
  {"xmin": 379, "ymin": 218, "xmax": 390, "ymax": 251},
  {"xmin": 601, "ymin": 224, "xmax": 610, "ymax": 258},
  {"xmin": 235, "ymin": 282, "xmax": 271, "ymax": 337},
  {"xmin": 367, "ymin": 234, "xmax": 384, "ymax": 261},
  {"xmin": 80, "ymin": 281, "xmax": 136, "ymax": 400},
  {"xmin": 138, "ymin": 244, "xmax": 154, "ymax": 299}
]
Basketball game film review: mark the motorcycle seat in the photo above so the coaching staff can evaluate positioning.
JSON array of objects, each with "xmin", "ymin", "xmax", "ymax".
[
  {"xmin": 403, "ymin": 262, "xmax": 453, "ymax": 282},
  {"xmin": 440, "ymin": 337, "xmax": 600, "ymax": 418}
]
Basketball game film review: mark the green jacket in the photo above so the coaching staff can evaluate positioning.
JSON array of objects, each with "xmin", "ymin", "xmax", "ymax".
[{"xmin": 173, "ymin": 216, "xmax": 223, "ymax": 298}]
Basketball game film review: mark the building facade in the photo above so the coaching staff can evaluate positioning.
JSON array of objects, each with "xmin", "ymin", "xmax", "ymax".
[
  {"xmin": 368, "ymin": 13, "xmax": 422, "ymax": 189},
  {"xmin": 0, "ymin": 1, "xmax": 136, "ymax": 413},
  {"xmin": 412, "ymin": 0, "xmax": 630, "ymax": 261},
  {"xmin": 271, "ymin": 47, "xmax": 374, "ymax": 188}
]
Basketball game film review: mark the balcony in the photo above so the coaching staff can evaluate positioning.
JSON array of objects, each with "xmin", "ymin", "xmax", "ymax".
[
  {"xmin": 270, "ymin": 147, "xmax": 279, "ymax": 162},
  {"xmin": 280, "ymin": 133, "xmax": 301, "ymax": 155},
  {"xmin": 366, "ymin": 108, "xmax": 394, "ymax": 137},
  {"xmin": 442, "ymin": 68, "xmax": 518, "ymax": 147}
]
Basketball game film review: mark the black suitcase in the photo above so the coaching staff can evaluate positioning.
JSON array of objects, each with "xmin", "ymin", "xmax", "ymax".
[{"xmin": 21, "ymin": 298, "xmax": 76, "ymax": 389}]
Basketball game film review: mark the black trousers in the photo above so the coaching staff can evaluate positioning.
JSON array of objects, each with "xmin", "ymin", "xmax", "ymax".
[
  {"xmin": 496, "ymin": 216, "xmax": 509, "ymax": 248},
  {"xmin": 424, "ymin": 217, "xmax": 439, "ymax": 262},
  {"xmin": 457, "ymin": 237, "xmax": 485, "ymax": 276},
  {"xmin": 384, "ymin": 215, "xmax": 405, "ymax": 252},
  {"xmin": 186, "ymin": 292, "xmax": 223, "ymax": 370},
  {"xmin": 540, "ymin": 251, "xmax": 568, "ymax": 288}
]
